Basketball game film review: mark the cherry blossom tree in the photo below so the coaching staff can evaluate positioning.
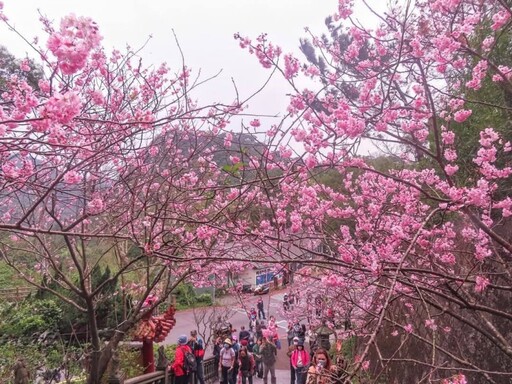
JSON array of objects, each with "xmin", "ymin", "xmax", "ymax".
[
  {"xmin": 3, "ymin": 1, "xmax": 512, "ymax": 383},
  {"xmin": 0, "ymin": 6, "xmax": 267, "ymax": 383},
  {"xmin": 231, "ymin": 0, "xmax": 512, "ymax": 382}
]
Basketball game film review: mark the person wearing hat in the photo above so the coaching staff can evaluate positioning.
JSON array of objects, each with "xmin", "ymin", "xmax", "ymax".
[
  {"xmin": 287, "ymin": 336, "xmax": 300, "ymax": 384},
  {"xmin": 219, "ymin": 338, "xmax": 235, "ymax": 384},
  {"xmin": 291, "ymin": 340, "xmax": 310, "ymax": 384},
  {"xmin": 172, "ymin": 335, "xmax": 192, "ymax": 384}
]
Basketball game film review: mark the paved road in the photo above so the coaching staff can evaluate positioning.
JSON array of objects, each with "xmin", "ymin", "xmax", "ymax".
[{"xmin": 163, "ymin": 290, "xmax": 301, "ymax": 377}]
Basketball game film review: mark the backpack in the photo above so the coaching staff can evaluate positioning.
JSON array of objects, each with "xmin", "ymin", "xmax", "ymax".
[
  {"xmin": 182, "ymin": 346, "xmax": 197, "ymax": 372},
  {"xmin": 189, "ymin": 338, "xmax": 205, "ymax": 359}
]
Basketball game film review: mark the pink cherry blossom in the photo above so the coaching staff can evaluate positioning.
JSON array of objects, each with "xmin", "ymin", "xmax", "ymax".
[
  {"xmin": 87, "ymin": 198, "xmax": 104, "ymax": 214},
  {"xmin": 47, "ymin": 14, "xmax": 102, "ymax": 74},
  {"xmin": 63, "ymin": 170, "xmax": 82, "ymax": 184},
  {"xmin": 444, "ymin": 164, "xmax": 459, "ymax": 176},
  {"xmin": 492, "ymin": 10, "xmax": 511, "ymax": 31},
  {"xmin": 42, "ymin": 91, "xmax": 81, "ymax": 124},
  {"xmin": 249, "ymin": 119, "xmax": 261, "ymax": 127},
  {"xmin": 284, "ymin": 54, "xmax": 300, "ymax": 79},
  {"xmin": 453, "ymin": 109, "xmax": 472, "ymax": 123},
  {"xmin": 474, "ymin": 276, "xmax": 490, "ymax": 293},
  {"xmin": 441, "ymin": 130, "xmax": 455, "ymax": 145},
  {"xmin": 425, "ymin": 318, "xmax": 438, "ymax": 331}
]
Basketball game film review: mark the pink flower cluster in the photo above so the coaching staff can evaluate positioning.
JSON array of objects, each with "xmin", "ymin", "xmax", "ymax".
[
  {"xmin": 474, "ymin": 276, "xmax": 490, "ymax": 293},
  {"xmin": 465, "ymin": 60, "xmax": 488, "ymax": 90},
  {"xmin": 442, "ymin": 374, "xmax": 467, "ymax": 384},
  {"xmin": 492, "ymin": 65, "xmax": 512, "ymax": 82},
  {"xmin": 284, "ymin": 54, "xmax": 300, "ymax": 79},
  {"xmin": 47, "ymin": 14, "xmax": 102, "ymax": 74},
  {"xmin": 492, "ymin": 10, "xmax": 510, "ymax": 31},
  {"xmin": 235, "ymin": 33, "xmax": 281, "ymax": 69},
  {"xmin": 87, "ymin": 197, "xmax": 105, "ymax": 214},
  {"xmin": 431, "ymin": 0, "xmax": 462, "ymax": 13},
  {"xmin": 41, "ymin": 91, "xmax": 81, "ymax": 124},
  {"xmin": 336, "ymin": 0, "xmax": 353, "ymax": 20},
  {"xmin": 63, "ymin": 170, "xmax": 82, "ymax": 184},
  {"xmin": 453, "ymin": 109, "xmax": 471, "ymax": 123},
  {"xmin": 425, "ymin": 318, "xmax": 438, "ymax": 331}
]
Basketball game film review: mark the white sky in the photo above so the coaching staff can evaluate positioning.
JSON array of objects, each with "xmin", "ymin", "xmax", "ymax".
[{"xmin": 1, "ymin": 0, "xmax": 385, "ymax": 139}]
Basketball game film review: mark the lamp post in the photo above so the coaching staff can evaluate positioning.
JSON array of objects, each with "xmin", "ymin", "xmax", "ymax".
[{"xmin": 314, "ymin": 321, "xmax": 334, "ymax": 352}]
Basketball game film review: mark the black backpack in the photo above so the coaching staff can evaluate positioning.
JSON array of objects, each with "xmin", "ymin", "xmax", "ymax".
[{"xmin": 182, "ymin": 346, "xmax": 198, "ymax": 372}]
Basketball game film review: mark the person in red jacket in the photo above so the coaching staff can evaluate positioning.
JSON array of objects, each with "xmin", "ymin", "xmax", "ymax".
[
  {"xmin": 291, "ymin": 340, "xmax": 310, "ymax": 384},
  {"xmin": 172, "ymin": 335, "xmax": 192, "ymax": 384}
]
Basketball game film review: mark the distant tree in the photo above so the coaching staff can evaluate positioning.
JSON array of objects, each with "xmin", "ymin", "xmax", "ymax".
[{"xmin": 0, "ymin": 45, "xmax": 43, "ymax": 91}]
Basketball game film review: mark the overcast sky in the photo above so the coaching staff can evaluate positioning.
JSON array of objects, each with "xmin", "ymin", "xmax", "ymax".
[{"xmin": 1, "ymin": 1, "xmax": 384, "ymax": 140}]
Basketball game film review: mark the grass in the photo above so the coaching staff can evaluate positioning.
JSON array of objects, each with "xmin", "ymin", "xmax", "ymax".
[{"xmin": 0, "ymin": 261, "xmax": 26, "ymax": 289}]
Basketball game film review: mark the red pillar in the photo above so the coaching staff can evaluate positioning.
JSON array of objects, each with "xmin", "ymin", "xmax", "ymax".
[{"xmin": 142, "ymin": 338, "xmax": 154, "ymax": 373}]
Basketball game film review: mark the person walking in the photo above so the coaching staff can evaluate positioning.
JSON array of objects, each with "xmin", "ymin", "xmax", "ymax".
[
  {"xmin": 248, "ymin": 307, "xmax": 258, "ymax": 331},
  {"xmin": 172, "ymin": 335, "xmax": 193, "ymax": 384},
  {"xmin": 257, "ymin": 297, "xmax": 266, "ymax": 320},
  {"xmin": 188, "ymin": 330, "xmax": 205, "ymax": 384},
  {"xmin": 289, "ymin": 292, "xmax": 296, "ymax": 310},
  {"xmin": 260, "ymin": 336, "xmax": 277, "ymax": 384},
  {"xmin": 239, "ymin": 326, "xmax": 250, "ymax": 343},
  {"xmin": 307, "ymin": 326, "xmax": 318, "ymax": 360},
  {"xmin": 237, "ymin": 346, "xmax": 255, "ymax": 384},
  {"xmin": 306, "ymin": 348, "xmax": 335, "ymax": 384},
  {"xmin": 213, "ymin": 337, "xmax": 222, "ymax": 370},
  {"xmin": 283, "ymin": 293, "xmax": 290, "ymax": 312},
  {"xmin": 219, "ymin": 338, "xmax": 235, "ymax": 384},
  {"xmin": 293, "ymin": 322, "xmax": 306, "ymax": 341},
  {"xmin": 252, "ymin": 338, "xmax": 263, "ymax": 378},
  {"xmin": 230, "ymin": 336, "xmax": 240, "ymax": 384},
  {"xmin": 291, "ymin": 340, "xmax": 310, "ymax": 384},
  {"xmin": 287, "ymin": 336, "xmax": 299, "ymax": 384},
  {"xmin": 287, "ymin": 322, "xmax": 295, "ymax": 347},
  {"xmin": 255, "ymin": 320, "xmax": 263, "ymax": 341},
  {"xmin": 268, "ymin": 316, "xmax": 277, "ymax": 334}
]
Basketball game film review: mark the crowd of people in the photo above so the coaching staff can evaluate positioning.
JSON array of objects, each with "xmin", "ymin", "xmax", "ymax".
[
  {"xmin": 209, "ymin": 308, "xmax": 346, "ymax": 384},
  {"xmin": 170, "ymin": 294, "xmax": 347, "ymax": 384}
]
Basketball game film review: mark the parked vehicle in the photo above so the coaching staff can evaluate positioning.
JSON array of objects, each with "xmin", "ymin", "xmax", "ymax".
[
  {"xmin": 253, "ymin": 284, "xmax": 270, "ymax": 295},
  {"xmin": 240, "ymin": 284, "xmax": 253, "ymax": 294}
]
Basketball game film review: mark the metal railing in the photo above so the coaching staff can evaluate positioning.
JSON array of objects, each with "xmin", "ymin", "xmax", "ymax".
[{"xmin": 124, "ymin": 357, "xmax": 218, "ymax": 384}]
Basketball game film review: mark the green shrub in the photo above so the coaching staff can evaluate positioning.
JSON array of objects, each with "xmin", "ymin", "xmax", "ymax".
[
  {"xmin": 0, "ymin": 262, "xmax": 17, "ymax": 289},
  {"xmin": 118, "ymin": 345, "xmax": 144, "ymax": 380},
  {"xmin": 342, "ymin": 336, "xmax": 357, "ymax": 361},
  {"xmin": 175, "ymin": 283, "xmax": 196, "ymax": 306},
  {"xmin": 196, "ymin": 293, "xmax": 212, "ymax": 305},
  {"xmin": 152, "ymin": 342, "xmax": 178, "ymax": 367},
  {"xmin": 0, "ymin": 299, "xmax": 63, "ymax": 338},
  {"xmin": 0, "ymin": 341, "xmax": 84, "ymax": 383}
]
